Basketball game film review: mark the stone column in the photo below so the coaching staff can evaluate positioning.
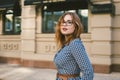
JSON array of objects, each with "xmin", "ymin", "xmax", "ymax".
[
  {"xmin": 88, "ymin": 0, "xmax": 115, "ymax": 73},
  {"xmin": 0, "ymin": 14, "xmax": 2, "ymax": 34},
  {"xmin": 21, "ymin": 3, "xmax": 36, "ymax": 55},
  {"xmin": 91, "ymin": 14, "xmax": 112, "ymax": 73}
]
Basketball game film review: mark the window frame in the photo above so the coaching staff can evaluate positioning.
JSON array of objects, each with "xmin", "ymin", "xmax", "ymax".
[
  {"xmin": 2, "ymin": 0, "xmax": 21, "ymax": 35},
  {"xmin": 2, "ymin": 9, "xmax": 21, "ymax": 35}
]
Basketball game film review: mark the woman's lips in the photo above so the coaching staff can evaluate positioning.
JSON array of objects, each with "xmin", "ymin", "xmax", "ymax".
[{"xmin": 62, "ymin": 28, "xmax": 68, "ymax": 31}]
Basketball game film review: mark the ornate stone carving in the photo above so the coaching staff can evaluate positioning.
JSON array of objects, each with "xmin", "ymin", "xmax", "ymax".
[
  {"xmin": 45, "ymin": 44, "xmax": 56, "ymax": 53},
  {"xmin": 37, "ymin": 42, "xmax": 57, "ymax": 54},
  {"xmin": 1, "ymin": 42, "xmax": 19, "ymax": 51}
]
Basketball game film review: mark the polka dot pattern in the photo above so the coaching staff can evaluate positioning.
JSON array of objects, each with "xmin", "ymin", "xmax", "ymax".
[{"xmin": 54, "ymin": 38, "xmax": 94, "ymax": 80}]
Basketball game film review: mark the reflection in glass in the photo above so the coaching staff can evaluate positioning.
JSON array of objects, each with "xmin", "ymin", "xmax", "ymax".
[
  {"xmin": 42, "ymin": 11, "xmax": 64, "ymax": 33},
  {"xmin": 78, "ymin": 9, "xmax": 88, "ymax": 33},
  {"xmin": 14, "ymin": 17, "xmax": 21, "ymax": 34},
  {"xmin": 5, "ymin": 13, "xmax": 13, "ymax": 32}
]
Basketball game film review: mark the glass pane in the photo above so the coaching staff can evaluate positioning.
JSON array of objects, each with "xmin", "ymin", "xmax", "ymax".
[
  {"xmin": 78, "ymin": 9, "xmax": 88, "ymax": 33},
  {"xmin": 42, "ymin": 11, "xmax": 63, "ymax": 33},
  {"xmin": 54, "ymin": 11, "xmax": 64, "ymax": 25},
  {"xmin": 42, "ymin": 12, "xmax": 53, "ymax": 33},
  {"xmin": 14, "ymin": 17, "xmax": 21, "ymax": 34},
  {"xmin": 5, "ymin": 14, "xmax": 13, "ymax": 32},
  {"xmin": 47, "ymin": 12, "xmax": 53, "ymax": 32}
]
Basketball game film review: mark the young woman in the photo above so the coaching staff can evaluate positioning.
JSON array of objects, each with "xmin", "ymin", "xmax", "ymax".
[{"xmin": 54, "ymin": 12, "xmax": 94, "ymax": 80}]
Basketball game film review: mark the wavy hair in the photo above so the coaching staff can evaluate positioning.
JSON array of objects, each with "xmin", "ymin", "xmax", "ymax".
[{"xmin": 55, "ymin": 12, "xmax": 83, "ymax": 49}]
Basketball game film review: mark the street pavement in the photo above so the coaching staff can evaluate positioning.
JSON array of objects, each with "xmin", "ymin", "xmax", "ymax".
[{"xmin": 0, "ymin": 63, "xmax": 120, "ymax": 80}]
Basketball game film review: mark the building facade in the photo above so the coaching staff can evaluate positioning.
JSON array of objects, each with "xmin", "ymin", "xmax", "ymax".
[{"xmin": 0, "ymin": 0, "xmax": 120, "ymax": 73}]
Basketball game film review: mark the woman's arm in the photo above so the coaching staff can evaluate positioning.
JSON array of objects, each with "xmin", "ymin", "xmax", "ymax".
[{"xmin": 70, "ymin": 39, "xmax": 94, "ymax": 80}]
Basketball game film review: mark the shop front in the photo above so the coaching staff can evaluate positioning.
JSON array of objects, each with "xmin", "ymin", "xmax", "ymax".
[{"xmin": 0, "ymin": 0, "xmax": 120, "ymax": 73}]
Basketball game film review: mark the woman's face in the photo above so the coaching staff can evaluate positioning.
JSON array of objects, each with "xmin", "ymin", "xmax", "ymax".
[{"xmin": 60, "ymin": 14, "xmax": 75, "ymax": 35}]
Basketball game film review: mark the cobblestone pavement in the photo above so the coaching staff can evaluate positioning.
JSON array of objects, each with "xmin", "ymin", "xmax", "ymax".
[{"xmin": 0, "ymin": 63, "xmax": 120, "ymax": 80}]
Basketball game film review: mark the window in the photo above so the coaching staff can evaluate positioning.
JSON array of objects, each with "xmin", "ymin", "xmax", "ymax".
[
  {"xmin": 78, "ymin": 10, "xmax": 88, "ymax": 33},
  {"xmin": 2, "ymin": 0, "xmax": 21, "ymax": 35},
  {"xmin": 42, "ymin": 9, "xmax": 88, "ymax": 33},
  {"xmin": 3, "ymin": 9, "xmax": 21, "ymax": 35},
  {"xmin": 42, "ymin": 11, "xmax": 64, "ymax": 33}
]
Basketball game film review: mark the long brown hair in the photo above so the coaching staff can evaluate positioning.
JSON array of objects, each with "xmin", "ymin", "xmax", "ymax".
[{"xmin": 55, "ymin": 12, "xmax": 83, "ymax": 49}]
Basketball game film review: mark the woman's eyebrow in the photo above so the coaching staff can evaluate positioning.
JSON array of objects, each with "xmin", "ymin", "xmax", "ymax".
[{"xmin": 63, "ymin": 20, "xmax": 72, "ymax": 22}]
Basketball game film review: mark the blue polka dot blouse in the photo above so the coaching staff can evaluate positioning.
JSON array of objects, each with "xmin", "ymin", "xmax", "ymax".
[{"xmin": 54, "ymin": 38, "xmax": 94, "ymax": 80}]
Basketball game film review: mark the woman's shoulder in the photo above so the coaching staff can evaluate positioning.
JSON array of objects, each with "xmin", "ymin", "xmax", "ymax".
[
  {"xmin": 69, "ymin": 38, "xmax": 82, "ymax": 46},
  {"xmin": 71, "ymin": 38, "xmax": 81, "ymax": 43},
  {"xmin": 69, "ymin": 38, "xmax": 85, "ymax": 51}
]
